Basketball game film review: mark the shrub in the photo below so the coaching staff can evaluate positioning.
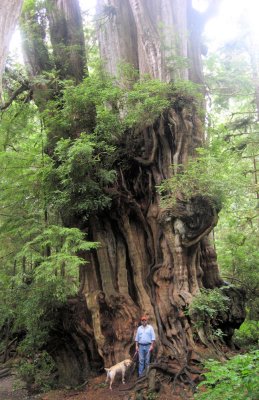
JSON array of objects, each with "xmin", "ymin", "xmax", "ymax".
[
  {"xmin": 17, "ymin": 351, "xmax": 56, "ymax": 393},
  {"xmin": 188, "ymin": 288, "xmax": 229, "ymax": 339},
  {"xmin": 233, "ymin": 320, "xmax": 259, "ymax": 350},
  {"xmin": 195, "ymin": 350, "xmax": 259, "ymax": 400}
]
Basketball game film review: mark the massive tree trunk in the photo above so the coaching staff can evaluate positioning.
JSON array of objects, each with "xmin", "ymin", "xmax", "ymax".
[
  {"xmin": 0, "ymin": 0, "xmax": 23, "ymax": 98},
  {"xmin": 17, "ymin": 0, "xmax": 245, "ymax": 390},
  {"xmin": 83, "ymin": 0, "xmax": 220, "ymax": 368}
]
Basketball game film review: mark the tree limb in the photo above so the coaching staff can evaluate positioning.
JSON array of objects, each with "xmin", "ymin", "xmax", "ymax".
[{"xmin": 0, "ymin": 82, "xmax": 30, "ymax": 110}]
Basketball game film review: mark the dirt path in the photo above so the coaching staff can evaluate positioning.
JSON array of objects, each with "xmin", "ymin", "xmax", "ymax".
[
  {"xmin": 0, "ymin": 373, "xmax": 193, "ymax": 400},
  {"xmin": 0, "ymin": 375, "xmax": 29, "ymax": 400}
]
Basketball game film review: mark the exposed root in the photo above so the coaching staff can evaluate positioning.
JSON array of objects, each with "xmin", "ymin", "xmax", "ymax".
[{"xmin": 119, "ymin": 356, "xmax": 201, "ymax": 397}]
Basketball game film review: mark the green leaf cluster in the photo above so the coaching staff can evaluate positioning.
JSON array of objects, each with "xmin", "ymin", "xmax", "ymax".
[
  {"xmin": 189, "ymin": 288, "xmax": 230, "ymax": 320},
  {"xmin": 46, "ymin": 134, "xmax": 116, "ymax": 217},
  {"xmin": 122, "ymin": 76, "xmax": 171, "ymax": 128},
  {"xmin": 45, "ymin": 62, "xmax": 202, "ymax": 143},
  {"xmin": 158, "ymin": 138, "xmax": 251, "ymax": 211},
  {"xmin": 195, "ymin": 350, "xmax": 259, "ymax": 400},
  {"xmin": 233, "ymin": 321, "xmax": 259, "ymax": 350},
  {"xmin": 0, "ymin": 224, "xmax": 97, "ymax": 356},
  {"xmin": 188, "ymin": 288, "xmax": 230, "ymax": 333},
  {"xmin": 17, "ymin": 350, "xmax": 56, "ymax": 392}
]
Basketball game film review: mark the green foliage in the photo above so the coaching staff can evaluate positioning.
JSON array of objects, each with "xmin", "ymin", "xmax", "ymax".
[
  {"xmin": 122, "ymin": 75, "xmax": 171, "ymax": 127},
  {"xmin": 46, "ymin": 62, "xmax": 201, "ymax": 142},
  {"xmin": 47, "ymin": 134, "xmax": 116, "ymax": 217},
  {"xmin": 22, "ymin": 0, "xmax": 37, "ymax": 13},
  {"xmin": 0, "ymin": 97, "xmax": 99, "ymax": 359},
  {"xmin": 17, "ymin": 351, "xmax": 56, "ymax": 392},
  {"xmin": 0, "ymin": 225, "xmax": 97, "ymax": 356},
  {"xmin": 18, "ymin": 224, "xmax": 98, "ymax": 285},
  {"xmin": 205, "ymin": 51, "xmax": 254, "ymax": 111},
  {"xmin": 215, "ymin": 209, "xmax": 259, "ymax": 318},
  {"xmin": 116, "ymin": 61, "xmax": 139, "ymax": 87},
  {"xmin": 233, "ymin": 321, "xmax": 259, "ymax": 350},
  {"xmin": 190, "ymin": 288, "xmax": 230, "ymax": 319},
  {"xmin": 188, "ymin": 288, "xmax": 230, "ymax": 331},
  {"xmin": 204, "ymin": 40, "xmax": 259, "ymax": 318},
  {"xmin": 158, "ymin": 139, "xmax": 251, "ymax": 211},
  {"xmin": 42, "ymin": 62, "xmax": 124, "ymax": 142},
  {"xmin": 146, "ymin": 390, "xmax": 158, "ymax": 400},
  {"xmin": 171, "ymin": 79, "xmax": 203, "ymax": 107},
  {"xmin": 195, "ymin": 350, "xmax": 259, "ymax": 400},
  {"xmin": 122, "ymin": 74, "xmax": 202, "ymax": 128},
  {"xmin": 47, "ymin": 64, "xmax": 172, "ymax": 138}
]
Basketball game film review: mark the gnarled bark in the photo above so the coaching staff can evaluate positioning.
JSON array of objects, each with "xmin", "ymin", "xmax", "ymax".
[{"xmin": 80, "ymin": 105, "xmax": 224, "ymax": 367}]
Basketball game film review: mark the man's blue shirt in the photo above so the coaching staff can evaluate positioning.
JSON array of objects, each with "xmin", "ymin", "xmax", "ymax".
[{"xmin": 135, "ymin": 324, "xmax": 155, "ymax": 344}]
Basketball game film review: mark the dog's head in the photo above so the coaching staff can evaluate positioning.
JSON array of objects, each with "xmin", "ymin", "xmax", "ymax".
[{"xmin": 124, "ymin": 359, "xmax": 132, "ymax": 367}]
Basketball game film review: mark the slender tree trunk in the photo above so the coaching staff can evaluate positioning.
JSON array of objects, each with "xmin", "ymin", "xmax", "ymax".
[{"xmin": 0, "ymin": 0, "xmax": 23, "ymax": 98}]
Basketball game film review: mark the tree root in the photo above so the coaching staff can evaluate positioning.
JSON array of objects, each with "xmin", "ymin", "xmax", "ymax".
[
  {"xmin": 0, "ymin": 367, "xmax": 11, "ymax": 379},
  {"xmin": 119, "ymin": 357, "xmax": 201, "ymax": 396}
]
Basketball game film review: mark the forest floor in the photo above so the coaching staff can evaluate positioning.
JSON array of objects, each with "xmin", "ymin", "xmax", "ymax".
[{"xmin": 0, "ymin": 372, "xmax": 194, "ymax": 400}]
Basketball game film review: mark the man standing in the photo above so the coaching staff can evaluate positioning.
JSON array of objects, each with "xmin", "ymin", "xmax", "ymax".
[{"xmin": 135, "ymin": 315, "xmax": 156, "ymax": 376}]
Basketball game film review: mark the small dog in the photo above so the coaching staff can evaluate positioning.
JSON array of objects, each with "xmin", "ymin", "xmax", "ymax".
[{"xmin": 105, "ymin": 358, "xmax": 132, "ymax": 390}]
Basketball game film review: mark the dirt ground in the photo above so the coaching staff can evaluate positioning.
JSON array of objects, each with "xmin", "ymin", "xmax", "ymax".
[{"xmin": 0, "ymin": 373, "xmax": 194, "ymax": 400}]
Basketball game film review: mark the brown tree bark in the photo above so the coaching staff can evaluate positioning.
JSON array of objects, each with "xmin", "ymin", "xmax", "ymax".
[
  {"xmin": 47, "ymin": 0, "xmax": 87, "ymax": 82},
  {"xmin": 96, "ymin": 0, "xmax": 189, "ymax": 82}
]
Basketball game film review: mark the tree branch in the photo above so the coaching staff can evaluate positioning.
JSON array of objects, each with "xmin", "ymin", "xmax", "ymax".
[{"xmin": 0, "ymin": 82, "xmax": 30, "ymax": 110}]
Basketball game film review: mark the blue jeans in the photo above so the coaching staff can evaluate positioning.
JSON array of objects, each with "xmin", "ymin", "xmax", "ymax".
[{"xmin": 138, "ymin": 344, "xmax": 151, "ymax": 376}]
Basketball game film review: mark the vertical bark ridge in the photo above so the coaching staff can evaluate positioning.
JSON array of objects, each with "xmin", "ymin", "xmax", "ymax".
[
  {"xmin": 47, "ymin": 0, "xmax": 86, "ymax": 82},
  {"xmin": 96, "ymin": 0, "xmax": 138, "ymax": 79}
]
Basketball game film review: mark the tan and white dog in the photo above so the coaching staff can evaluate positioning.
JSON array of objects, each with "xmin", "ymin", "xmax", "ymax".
[{"xmin": 105, "ymin": 358, "xmax": 132, "ymax": 390}]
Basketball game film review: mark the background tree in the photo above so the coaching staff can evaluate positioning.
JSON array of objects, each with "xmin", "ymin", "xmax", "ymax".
[{"xmin": 0, "ymin": 0, "xmax": 23, "ymax": 97}]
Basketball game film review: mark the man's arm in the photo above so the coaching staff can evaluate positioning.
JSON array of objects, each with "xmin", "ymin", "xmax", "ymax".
[
  {"xmin": 149, "ymin": 339, "xmax": 155, "ymax": 351},
  {"xmin": 149, "ymin": 326, "xmax": 156, "ymax": 351},
  {"xmin": 135, "ymin": 327, "xmax": 140, "ymax": 352}
]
